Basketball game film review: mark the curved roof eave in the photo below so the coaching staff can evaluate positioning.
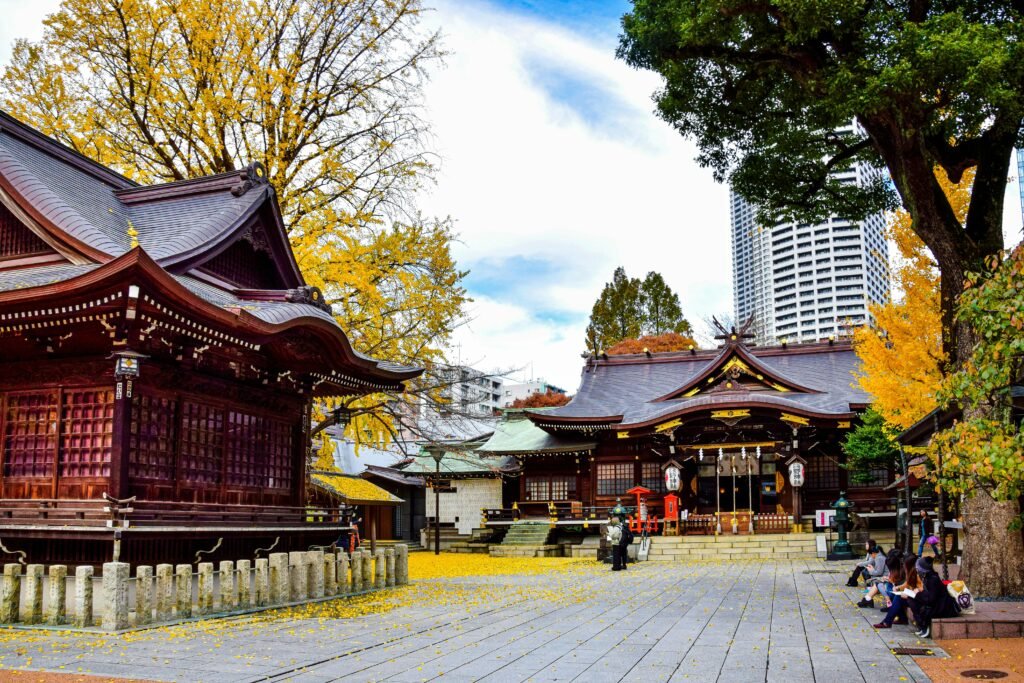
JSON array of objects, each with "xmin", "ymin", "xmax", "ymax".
[
  {"xmin": 615, "ymin": 396, "xmax": 857, "ymax": 431},
  {"xmin": 0, "ymin": 248, "xmax": 421, "ymax": 384}
]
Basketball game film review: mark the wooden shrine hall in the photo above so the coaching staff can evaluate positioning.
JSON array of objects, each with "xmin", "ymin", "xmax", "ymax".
[
  {"xmin": 481, "ymin": 320, "xmax": 890, "ymax": 535},
  {"xmin": 0, "ymin": 111, "xmax": 421, "ymax": 565}
]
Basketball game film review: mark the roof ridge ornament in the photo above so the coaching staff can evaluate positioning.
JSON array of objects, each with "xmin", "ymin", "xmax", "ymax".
[
  {"xmin": 712, "ymin": 314, "xmax": 756, "ymax": 345},
  {"xmin": 231, "ymin": 161, "xmax": 269, "ymax": 197}
]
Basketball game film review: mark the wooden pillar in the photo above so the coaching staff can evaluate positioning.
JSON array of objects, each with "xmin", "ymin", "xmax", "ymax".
[
  {"xmin": 109, "ymin": 376, "xmax": 133, "ymax": 499},
  {"xmin": 292, "ymin": 399, "xmax": 310, "ymax": 507}
]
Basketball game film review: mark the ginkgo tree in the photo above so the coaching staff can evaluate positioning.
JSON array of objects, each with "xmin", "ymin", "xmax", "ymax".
[
  {"xmin": 853, "ymin": 170, "xmax": 973, "ymax": 431},
  {"xmin": 1, "ymin": 0, "xmax": 474, "ymax": 452}
]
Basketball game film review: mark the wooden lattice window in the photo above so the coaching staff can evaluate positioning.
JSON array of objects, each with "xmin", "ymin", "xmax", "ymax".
[
  {"xmin": 596, "ymin": 462, "xmax": 633, "ymax": 496},
  {"xmin": 0, "ymin": 202, "xmax": 50, "ymax": 258},
  {"xmin": 641, "ymin": 462, "xmax": 663, "ymax": 492},
  {"xmin": 180, "ymin": 401, "xmax": 224, "ymax": 484},
  {"xmin": 59, "ymin": 388, "xmax": 115, "ymax": 477},
  {"xmin": 806, "ymin": 456, "xmax": 841, "ymax": 490},
  {"xmin": 2, "ymin": 391, "xmax": 58, "ymax": 478},
  {"xmin": 850, "ymin": 467, "xmax": 891, "ymax": 488},
  {"xmin": 265, "ymin": 416, "xmax": 292, "ymax": 491},
  {"xmin": 129, "ymin": 394, "xmax": 177, "ymax": 480},
  {"xmin": 225, "ymin": 411, "xmax": 263, "ymax": 488},
  {"xmin": 549, "ymin": 475, "xmax": 575, "ymax": 501}
]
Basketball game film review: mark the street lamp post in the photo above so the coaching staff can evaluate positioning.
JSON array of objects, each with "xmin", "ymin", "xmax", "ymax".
[{"xmin": 426, "ymin": 446, "xmax": 445, "ymax": 555}]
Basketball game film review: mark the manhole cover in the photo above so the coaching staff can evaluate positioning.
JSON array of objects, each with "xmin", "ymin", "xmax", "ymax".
[
  {"xmin": 891, "ymin": 647, "xmax": 935, "ymax": 656},
  {"xmin": 960, "ymin": 670, "xmax": 1008, "ymax": 680},
  {"xmin": 802, "ymin": 570, "xmax": 844, "ymax": 574}
]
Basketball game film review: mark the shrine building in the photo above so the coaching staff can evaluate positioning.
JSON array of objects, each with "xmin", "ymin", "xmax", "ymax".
[
  {"xmin": 480, "ymin": 321, "xmax": 889, "ymax": 534},
  {"xmin": 0, "ymin": 111, "xmax": 420, "ymax": 565}
]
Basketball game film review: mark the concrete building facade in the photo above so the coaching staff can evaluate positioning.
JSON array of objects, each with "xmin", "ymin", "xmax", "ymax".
[{"xmin": 731, "ymin": 128, "xmax": 891, "ymax": 344}]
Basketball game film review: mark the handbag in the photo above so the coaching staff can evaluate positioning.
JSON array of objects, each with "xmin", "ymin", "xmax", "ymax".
[{"xmin": 947, "ymin": 580, "xmax": 976, "ymax": 615}]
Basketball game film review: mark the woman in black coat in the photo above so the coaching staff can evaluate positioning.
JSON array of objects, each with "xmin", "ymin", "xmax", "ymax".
[{"xmin": 912, "ymin": 556, "xmax": 958, "ymax": 638}]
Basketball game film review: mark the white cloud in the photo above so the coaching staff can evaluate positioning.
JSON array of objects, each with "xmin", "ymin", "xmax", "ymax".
[
  {"xmin": 418, "ymin": 1, "xmax": 733, "ymax": 391},
  {"xmin": 0, "ymin": 0, "xmax": 60, "ymax": 64}
]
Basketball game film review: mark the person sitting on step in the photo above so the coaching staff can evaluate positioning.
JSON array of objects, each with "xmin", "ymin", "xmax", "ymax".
[
  {"xmin": 874, "ymin": 553, "xmax": 918, "ymax": 629},
  {"xmin": 845, "ymin": 539, "xmax": 877, "ymax": 587},
  {"xmin": 910, "ymin": 555, "xmax": 958, "ymax": 639},
  {"xmin": 849, "ymin": 544, "xmax": 885, "ymax": 592}
]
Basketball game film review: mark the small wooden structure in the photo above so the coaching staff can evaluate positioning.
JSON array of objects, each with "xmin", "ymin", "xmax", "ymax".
[{"xmin": 0, "ymin": 111, "xmax": 421, "ymax": 564}]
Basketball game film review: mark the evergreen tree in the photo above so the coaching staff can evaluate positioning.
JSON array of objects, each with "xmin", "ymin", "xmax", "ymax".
[
  {"xmin": 640, "ymin": 272, "xmax": 692, "ymax": 336},
  {"xmin": 586, "ymin": 267, "xmax": 691, "ymax": 351}
]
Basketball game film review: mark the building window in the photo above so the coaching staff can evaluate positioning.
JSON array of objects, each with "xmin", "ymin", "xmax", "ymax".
[
  {"xmin": 641, "ymin": 462, "xmax": 662, "ymax": 492},
  {"xmin": 805, "ymin": 456, "xmax": 841, "ymax": 489},
  {"xmin": 597, "ymin": 462, "xmax": 633, "ymax": 496},
  {"xmin": 1, "ymin": 390, "xmax": 59, "ymax": 478},
  {"xmin": 130, "ymin": 393, "xmax": 177, "ymax": 481},
  {"xmin": 525, "ymin": 475, "xmax": 576, "ymax": 501}
]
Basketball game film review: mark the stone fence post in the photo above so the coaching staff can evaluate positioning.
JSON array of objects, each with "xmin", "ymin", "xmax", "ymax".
[
  {"xmin": 197, "ymin": 562, "xmax": 215, "ymax": 614},
  {"xmin": 385, "ymin": 549, "xmax": 396, "ymax": 588},
  {"xmin": 47, "ymin": 565, "xmax": 67, "ymax": 625},
  {"xmin": 256, "ymin": 558, "xmax": 271, "ymax": 607},
  {"xmin": 269, "ymin": 553, "xmax": 288, "ymax": 605},
  {"xmin": 374, "ymin": 550, "xmax": 386, "ymax": 589},
  {"xmin": 324, "ymin": 552, "xmax": 337, "ymax": 597},
  {"xmin": 395, "ymin": 544, "xmax": 409, "ymax": 586},
  {"xmin": 219, "ymin": 561, "xmax": 236, "ymax": 610},
  {"xmin": 74, "ymin": 566, "xmax": 93, "ymax": 627},
  {"xmin": 237, "ymin": 560, "xmax": 252, "ymax": 609},
  {"xmin": 24, "ymin": 564, "xmax": 43, "ymax": 624},
  {"xmin": 337, "ymin": 553, "xmax": 350, "ymax": 597},
  {"xmin": 361, "ymin": 550, "xmax": 373, "ymax": 589},
  {"xmin": 136, "ymin": 566, "xmax": 153, "ymax": 626},
  {"xmin": 175, "ymin": 564, "xmax": 192, "ymax": 618},
  {"xmin": 307, "ymin": 550, "xmax": 324, "ymax": 599},
  {"xmin": 350, "ymin": 551, "xmax": 362, "ymax": 593},
  {"xmin": 287, "ymin": 552, "xmax": 307, "ymax": 602},
  {"xmin": 102, "ymin": 562, "xmax": 130, "ymax": 631},
  {"xmin": 1, "ymin": 564, "xmax": 21, "ymax": 623},
  {"xmin": 155, "ymin": 564, "xmax": 173, "ymax": 622}
]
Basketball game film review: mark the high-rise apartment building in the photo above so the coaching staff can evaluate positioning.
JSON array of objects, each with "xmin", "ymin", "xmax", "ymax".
[{"xmin": 731, "ymin": 127, "xmax": 891, "ymax": 344}]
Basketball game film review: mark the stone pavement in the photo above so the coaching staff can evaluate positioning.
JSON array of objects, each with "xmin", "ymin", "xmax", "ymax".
[{"xmin": 0, "ymin": 559, "xmax": 939, "ymax": 682}]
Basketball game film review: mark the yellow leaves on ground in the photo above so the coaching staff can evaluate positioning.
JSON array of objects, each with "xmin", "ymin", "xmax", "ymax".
[{"xmin": 407, "ymin": 553, "xmax": 595, "ymax": 580}]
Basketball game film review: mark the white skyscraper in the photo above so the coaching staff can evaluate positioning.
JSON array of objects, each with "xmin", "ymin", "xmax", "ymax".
[{"xmin": 731, "ymin": 127, "xmax": 891, "ymax": 344}]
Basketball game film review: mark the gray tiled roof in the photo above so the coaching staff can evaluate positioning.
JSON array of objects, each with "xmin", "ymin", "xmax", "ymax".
[
  {"xmin": 539, "ymin": 345, "xmax": 868, "ymax": 426},
  {"xmin": 0, "ymin": 263, "xmax": 99, "ymax": 292}
]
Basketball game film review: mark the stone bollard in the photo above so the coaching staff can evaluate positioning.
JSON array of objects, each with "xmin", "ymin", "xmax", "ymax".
[
  {"xmin": 374, "ymin": 550, "xmax": 386, "ymax": 589},
  {"xmin": 47, "ymin": 565, "xmax": 67, "ymax": 625},
  {"xmin": 135, "ymin": 566, "xmax": 153, "ymax": 626},
  {"xmin": 269, "ymin": 553, "xmax": 288, "ymax": 605},
  {"xmin": 385, "ymin": 548, "xmax": 396, "ymax": 588},
  {"xmin": 350, "ymin": 551, "xmax": 362, "ymax": 593},
  {"xmin": 74, "ymin": 566, "xmax": 93, "ymax": 627},
  {"xmin": 155, "ymin": 564, "xmax": 173, "ymax": 622},
  {"xmin": 24, "ymin": 564, "xmax": 43, "ymax": 624},
  {"xmin": 101, "ymin": 562, "xmax": 130, "ymax": 631},
  {"xmin": 395, "ymin": 544, "xmax": 409, "ymax": 586},
  {"xmin": 324, "ymin": 552, "xmax": 337, "ymax": 597},
  {"xmin": 175, "ymin": 564, "xmax": 192, "ymax": 618},
  {"xmin": 219, "ymin": 561, "xmax": 236, "ymax": 610},
  {"xmin": 255, "ymin": 558, "xmax": 271, "ymax": 607},
  {"xmin": 337, "ymin": 553, "xmax": 350, "ymax": 596},
  {"xmin": 307, "ymin": 550, "xmax": 325, "ymax": 599},
  {"xmin": 288, "ymin": 551, "xmax": 307, "ymax": 602},
  {"xmin": 361, "ymin": 550, "xmax": 373, "ymax": 590},
  {"xmin": 197, "ymin": 562, "xmax": 215, "ymax": 614},
  {"xmin": 1, "ymin": 564, "xmax": 22, "ymax": 623},
  {"xmin": 237, "ymin": 560, "xmax": 252, "ymax": 609}
]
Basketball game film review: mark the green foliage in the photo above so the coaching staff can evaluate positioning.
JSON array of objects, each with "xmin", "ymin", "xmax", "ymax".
[
  {"xmin": 617, "ymin": 0, "xmax": 1019, "ymax": 265},
  {"xmin": 842, "ymin": 409, "xmax": 899, "ymax": 485},
  {"xmin": 932, "ymin": 243, "xmax": 1024, "ymax": 505},
  {"xmin": 585, "ymin": 267, "xmax": 692, "ymax": 351}
]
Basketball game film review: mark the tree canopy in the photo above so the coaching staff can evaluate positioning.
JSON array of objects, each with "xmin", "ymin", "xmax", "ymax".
[
  {"xmin": 842, "ymin": 409, "xmax": 898, "ymax": 486},
  {"xmin": 1, "ymin": 0, "xmax": 469, "ymax": 450},
  {"xmin": 586, "ymin": 267, "xmax": 692, "ymax": 351},
  {"xmin": 509, "ymin": 390, "xmax": 572, "ymax": 409},
  {"xmin": 606, "ymin": 332, "xmax": 698, "ymax": 355}
]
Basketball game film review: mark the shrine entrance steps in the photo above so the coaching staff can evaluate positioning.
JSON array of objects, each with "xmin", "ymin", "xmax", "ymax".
[
  {"xmin": 489, "ymin": 521, "xmax": 559, "ymax": 558},
  {"xmin": 646, "ymin": 532, "xmax": 819, "ymax": 561}
]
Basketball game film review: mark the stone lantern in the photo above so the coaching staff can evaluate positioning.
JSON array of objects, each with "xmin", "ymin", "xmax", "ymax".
[{"xmin": 829, "ymin": 491, "xmax": 855, "ymax": 560}]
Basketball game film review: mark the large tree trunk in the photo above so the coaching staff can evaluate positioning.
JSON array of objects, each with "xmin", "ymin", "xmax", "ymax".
[{"xmin": 959, "ymin": 491, "xmax": 1024, "ymax": 597}]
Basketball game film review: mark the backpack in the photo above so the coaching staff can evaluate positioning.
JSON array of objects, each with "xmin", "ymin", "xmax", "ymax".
[{"xmin": 621, "ymin": 526, "xmax": 634, "ymax": 546}]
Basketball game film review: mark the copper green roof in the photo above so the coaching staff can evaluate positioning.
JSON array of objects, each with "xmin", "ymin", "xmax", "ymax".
[
  {"xmin": 477, "ymin": 412, "xmax": 597, "ymax": 455},
  {"xmin": 310, "ymin": 471, "xmax": 403, "ymax": 505},
  {"xmin": 403, "ymin": 447, "xmax": 518, "ymax": 479}
]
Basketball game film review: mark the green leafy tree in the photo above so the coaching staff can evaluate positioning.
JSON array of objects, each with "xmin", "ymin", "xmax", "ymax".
[
  {"xmin": 842, "ymin": 409, "xmax": 898, "ymax": 486},
  {"xmin": 586, "ymin": 267, "xmax": 644, "ymax": 352},
  {"xmin": 640, "ymin": 272, "xmax": 692, "ymax": 336},
  {"xmin": 618, "ymin": 0, "xmax": 1023, "ymax": 596}
]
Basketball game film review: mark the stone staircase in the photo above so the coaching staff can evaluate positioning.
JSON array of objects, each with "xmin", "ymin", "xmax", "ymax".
[
  {"xmin": 646, "ymin": 533, "xmax": 820, "ymax": 561},
  {"xmin": 489, "ymin": 521, "xmax": 561, "ymax": 557}
]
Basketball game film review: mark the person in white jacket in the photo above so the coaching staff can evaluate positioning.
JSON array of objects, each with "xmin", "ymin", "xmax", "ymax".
[{"xmin": 607, "ymin": 516, "xmax": 624, "ymax": 571}]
